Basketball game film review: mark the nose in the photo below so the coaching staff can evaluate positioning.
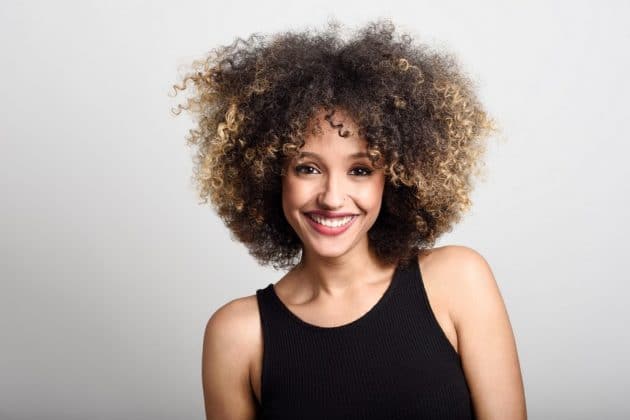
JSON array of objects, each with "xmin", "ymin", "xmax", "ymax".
[{"xmin": 317, "ymin": 172, "xmax": 347, "ymax": 209}]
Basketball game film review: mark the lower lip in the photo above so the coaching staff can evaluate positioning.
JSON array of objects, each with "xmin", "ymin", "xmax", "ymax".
[{"xmin": 305, "ymin": 214, "xmax": 357, "ymax": 236}]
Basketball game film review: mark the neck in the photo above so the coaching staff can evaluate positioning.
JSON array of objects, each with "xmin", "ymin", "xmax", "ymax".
[{"xmin": 294, "ymin": 239, "xmax": 394, "ymax": 297}]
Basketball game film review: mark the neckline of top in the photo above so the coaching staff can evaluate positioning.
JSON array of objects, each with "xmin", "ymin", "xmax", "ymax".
[{"xmin": 268, "ymin": 259, "xmax": 409, "ymax": 332}]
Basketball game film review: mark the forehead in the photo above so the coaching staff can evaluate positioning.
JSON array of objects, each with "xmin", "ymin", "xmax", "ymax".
[{"xmin": 300, "ymin": 108, "xmax": 368, "ymax": 154}]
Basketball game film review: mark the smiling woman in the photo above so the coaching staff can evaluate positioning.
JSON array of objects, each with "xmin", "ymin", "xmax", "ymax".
[{"xmin": 172, "ymin": 17, "xmax": 526, "ymax": 420}]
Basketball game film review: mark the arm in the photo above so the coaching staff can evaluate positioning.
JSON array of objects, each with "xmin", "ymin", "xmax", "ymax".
[
  {"xmin": 202, "ymin": 299, "xmax": 258, "ymax": 420},
  {"xmin": 447, "ymin": 246, "xmax": 527, "ymax": 419}
]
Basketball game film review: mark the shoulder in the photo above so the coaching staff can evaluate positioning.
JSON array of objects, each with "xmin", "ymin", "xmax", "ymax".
[
  {"xmin": 203, "ymin": 293, "xmax": 261, "ymax": 360},
  {"xmin": 202, "ymin": 294, "xmax": 262, "ymax": 417},
  {"xmin": 417, "ymin": 244, "xmax": 493, "ymax": 287},
  {"xmin": 419, "ymin": 246, "xmax": 527, "ymax": 417},
  {"xmin": 417, "ymin": 244, "xmax": 498, "ymax": 326},
  {"xmin": 418, "ymin": 244, "xmax": 491, "ymax": 273},
  {"xmin": 202, "ymin": 294, "xmax": 262, "ymax": 385}
]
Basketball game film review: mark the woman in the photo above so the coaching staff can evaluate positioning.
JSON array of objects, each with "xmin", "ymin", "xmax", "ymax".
[{"xmin": 174, "ymin": 19, "xmax": 526, "ymax": 420}]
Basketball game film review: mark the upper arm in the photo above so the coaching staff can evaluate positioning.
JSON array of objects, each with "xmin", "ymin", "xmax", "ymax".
[
  {"xmin": 202, "ymin": 299, "xmax": 258, "ymax": 420},
  {"xmin": 446, "ymin": 246, "xmax": 527, "ymax": 420}
]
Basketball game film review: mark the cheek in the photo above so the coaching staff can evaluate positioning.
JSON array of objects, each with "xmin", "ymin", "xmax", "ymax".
[
  {"xmin": 358, "ymin": 178, "xmax": 386, "ymax": 208},
  {"xmin": 281, "ymin": 177, "xmax": 307, "ymax": 212}
]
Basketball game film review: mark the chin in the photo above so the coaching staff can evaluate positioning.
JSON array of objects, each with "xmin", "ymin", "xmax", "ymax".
[
  {"xmin": 302, "ymin": 234, "xmax": 364, "ymax": 258},
  {"xmin": 304, "ymin": 246, "xmax": 352, "ymax": 260}
]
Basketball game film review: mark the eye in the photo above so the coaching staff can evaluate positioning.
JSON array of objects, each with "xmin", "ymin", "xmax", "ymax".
[
  {"xmin": 294, "ymin": 164, "xmax": 374, "ymax": 176},
  {"xmin": 294, "ymin": 165, "xmax": 320, "ymax": 175},
  {"xmin": 350, "ymin": 166, "xmax": 374, "ymax": 176}
]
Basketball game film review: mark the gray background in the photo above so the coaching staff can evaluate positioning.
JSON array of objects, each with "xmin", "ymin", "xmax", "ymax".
[{"xmin": 1, "ymin": 0, "xmax": 628, "ymax": 419}]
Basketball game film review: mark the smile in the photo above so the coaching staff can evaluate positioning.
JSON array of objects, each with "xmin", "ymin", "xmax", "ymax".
[
  {"xmin": 304, "ymin": 213, "xmax": 358, "ymax": 236},
  {"xmin": 307, "ymin": 214, "xmax": 354, "ymax": 227}
]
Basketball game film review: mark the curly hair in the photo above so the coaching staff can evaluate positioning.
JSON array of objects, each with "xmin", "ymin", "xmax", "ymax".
[{"xmin": 171, "ymin": 18, "xmax": 496, "ymax": 270}]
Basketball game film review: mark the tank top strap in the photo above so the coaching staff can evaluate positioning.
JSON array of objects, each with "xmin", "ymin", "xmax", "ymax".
[
  {"xmin": 407, "ymin": 253, "xmax": 462, "ymax": 361},
  {"xmin": 255, "ymin": 283, "xmax": 293, "ymax": 341}
]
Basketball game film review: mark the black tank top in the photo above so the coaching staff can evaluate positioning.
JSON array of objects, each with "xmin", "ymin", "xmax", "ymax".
[{"xmin": 255, "ymin": 257, "xmax": 475, "ymax": 419}]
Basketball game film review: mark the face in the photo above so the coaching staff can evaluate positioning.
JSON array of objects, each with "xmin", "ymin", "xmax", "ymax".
[{"xmin": 281, "ymin": 109, "xmax": 386, "ymax": 261}]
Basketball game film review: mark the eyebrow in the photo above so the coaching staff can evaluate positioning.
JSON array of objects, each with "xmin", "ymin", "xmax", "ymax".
[{"xmin": 296, "ymin": 151, "xmax": 370, "ymax": 159}]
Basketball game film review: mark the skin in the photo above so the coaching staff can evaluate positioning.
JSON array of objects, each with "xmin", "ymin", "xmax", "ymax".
[{"xmin": 201, "ymin": 110, "xmax": 527, "ymax": 420}]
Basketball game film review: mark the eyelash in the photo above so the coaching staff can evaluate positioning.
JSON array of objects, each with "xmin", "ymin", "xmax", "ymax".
[{"xmin": 294, "ymin": 165, "xmax": 374, "ymax": 177}]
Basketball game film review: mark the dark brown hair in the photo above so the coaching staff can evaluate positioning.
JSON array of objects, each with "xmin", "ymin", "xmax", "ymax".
[{"xmin": 171, "ymin": 18, "xmax": 496, "ymax": 270}]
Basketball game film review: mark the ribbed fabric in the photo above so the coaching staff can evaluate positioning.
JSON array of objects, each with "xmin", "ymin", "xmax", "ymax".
[{"xmin": 255, "ymin": 257, "xmax": 475, "ymax": 419}]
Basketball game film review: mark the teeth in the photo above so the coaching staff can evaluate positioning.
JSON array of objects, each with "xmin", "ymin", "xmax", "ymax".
[{"xmin": 308, "ymin": 214, "xmax": 354, "ymax": 228}]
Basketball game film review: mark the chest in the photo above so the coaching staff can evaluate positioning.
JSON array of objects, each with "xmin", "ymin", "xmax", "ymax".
[{"xmin": 248, "ymin": 294, "xmax": 458, "ymax": 407}]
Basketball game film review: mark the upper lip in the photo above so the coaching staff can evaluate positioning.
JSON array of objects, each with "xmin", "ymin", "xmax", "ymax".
[{"xmin": 305, "ymin": 210, "xmax": 358, "ymax": 218}]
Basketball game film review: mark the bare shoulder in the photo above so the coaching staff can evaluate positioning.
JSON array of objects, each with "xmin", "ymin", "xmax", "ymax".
[
  {"xmin": 418, "ymin": 244, "xmax": 492, "ymax": 275},
  {"xmin": 206, "ymin": 294, "xmax": 261, "ymax": 338},
  {"xmin": 420, "ymin": 245, "xmax": 527, "ymax": 418},
  {"xmin": 203, "ymin": 293, "xmax": 262, "ymax": 377},
  {"xmin": 418, "ymin": 244, "xmax": 497, "ymax": 325},
  {"xmin": 202, "ymin": 294, "xmax": 262, "ymax": 419}
]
